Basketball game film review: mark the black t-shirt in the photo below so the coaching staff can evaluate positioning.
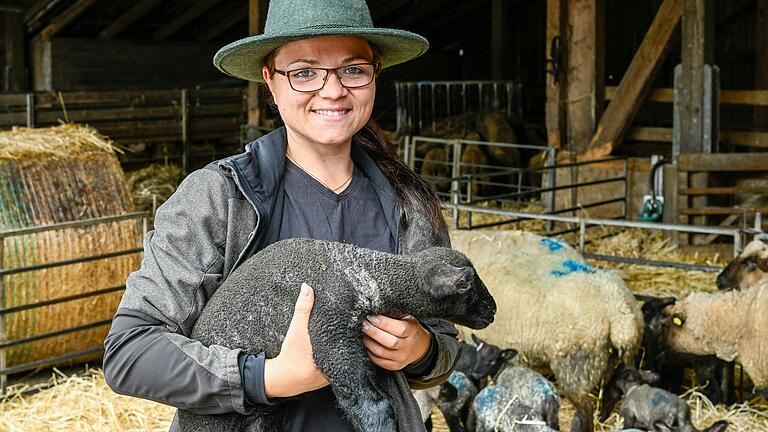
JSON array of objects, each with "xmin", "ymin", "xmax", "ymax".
[{"xmin": 277, "ymin": 158, "xmax": 396, "ymax": 431}]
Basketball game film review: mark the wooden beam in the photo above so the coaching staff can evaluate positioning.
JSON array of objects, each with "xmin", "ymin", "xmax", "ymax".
[
  {"xmin": 24, "ymin": 0, "xmax": 65, "ymax": 27},
  {"xmin": 679, "ymin": 207, "xmax": 768, "ymax": 216},
  {"xmin": 677, "ymin": 153, "xmax": 768, "ymax": 172},
  {"xmin": 4, "ymin": 10, "xmax": 27, "ymax": 92},
  {"xmin": 99, "ymin": 0, "xmax": 163, "ymax": 39},
  {"xmin": 606, "ymin": 86, "xmax": 768, "ymax": 106},
  {"xmin": 584, "ymin": 0, "xmax": 683, "ymax": 159},
  {"xmin": 491, "ymin": 0, "xmax": 507, "ymax": 80},
  {"xmin": 565, "ymin": 0, "xmax": 605, "ymax": 154},
  {"xmin": 545, "ymin": 0, "xmax": 566, "ymax": 148},
  {"xmin": 152, "ymin": 0, "xmax": 225, "ymax": 40},
  {"xmin": 623, "ymin": 126, "xmax": 768, "ymax": 149},
  {"xmin": 680, "ymin": 186, "xmax": 767, "ymax": 195},
  {"xmin": 36, "ymin": 0, "xmax": 98, "ymax": 41},
  {"xmin": 198, "ymin": 3, "xmax": 247, "ymax": 42}
]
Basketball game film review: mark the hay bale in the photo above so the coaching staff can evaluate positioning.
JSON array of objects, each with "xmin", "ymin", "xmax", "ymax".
[
  {"xmin": 0, "ymin": 368, "xmax": 174, "ymax": 431},
  {"xmin": 0, "ymin": 124, "xmax": 142, "ymax": 369}
]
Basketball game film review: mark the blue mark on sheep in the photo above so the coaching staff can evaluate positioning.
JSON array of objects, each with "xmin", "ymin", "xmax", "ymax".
[
  {"xmin": 540, "ymin": 237, "xmax": 565, "ymax": 252},
  {"xmin": 532, "ymin": 379, "xmax": 556, "ymax": 399},
  {"xmin": 551, "ymin": 259, "xmax": 596, "ymax": 277},
  {"xmin": 448, "ymin": 372, "xmax": 468, "ymax": 393},
  {"xmin": 474, "ymin": 386, "xmax": 498, "ymax": 414}
]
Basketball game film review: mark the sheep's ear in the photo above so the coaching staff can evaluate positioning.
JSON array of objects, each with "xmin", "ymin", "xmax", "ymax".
[
  {"xmin": 662, "ymin": 313, "xmax": 686, "ymax": 327},
  {"xmin": 757, "ymin": 257, "xmax": 768, "ymax": 272}
]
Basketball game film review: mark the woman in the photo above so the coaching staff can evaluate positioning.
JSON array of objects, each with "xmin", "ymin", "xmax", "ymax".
[{"xmin": 103, "ymin": 0, "xmax": 460, "ymax": 430}]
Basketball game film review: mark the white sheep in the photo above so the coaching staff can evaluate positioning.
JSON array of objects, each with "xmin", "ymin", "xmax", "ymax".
[
  {"xmin": 460, "ymin": 250, "xmax": 643, "ymax": 432},
  {"xmin": 716, "ymin": 236, "xmax": 768, "ymax": 290},
  {"xmin": 665, "ymin": 278, "xmax": 768, "ymax": 390},
  {"xmin": 449, "ymin": 230, "xmax": 584, "ymax": 264}
]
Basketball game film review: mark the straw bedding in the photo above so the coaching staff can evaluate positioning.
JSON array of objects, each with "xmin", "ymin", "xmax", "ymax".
[
  {"xmin": 125, "ymin": 163, "xmax": 183, "ymax": 213},
  {"xmin": 0, "ymin": 124, "xmax": 142, "ymax": 368}
]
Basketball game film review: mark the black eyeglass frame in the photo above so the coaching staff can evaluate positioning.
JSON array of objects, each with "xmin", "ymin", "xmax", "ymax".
[{"xmin": 273, "ymin": 62, "xmax": 380, "ymax": 93}]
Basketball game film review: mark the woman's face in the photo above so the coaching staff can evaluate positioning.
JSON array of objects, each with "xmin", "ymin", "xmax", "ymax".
[{"xmin": 264, "ymin": 35, "xmax": 376, "ymax": 149}]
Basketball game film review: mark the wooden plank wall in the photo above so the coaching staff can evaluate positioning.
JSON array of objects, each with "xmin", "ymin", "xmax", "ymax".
[
  {"xmin": 32, "ymin": 38, "xmax": 230, "ymax": 91},
  {"xmin": 0, "ymin": 87, "xmax": 245, "ymax": 148}
]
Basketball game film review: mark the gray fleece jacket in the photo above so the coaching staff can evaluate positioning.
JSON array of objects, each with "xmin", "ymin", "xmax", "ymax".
[{"xmin": 102, "ymin": 127, "xmax": 460, "ymax": 431}]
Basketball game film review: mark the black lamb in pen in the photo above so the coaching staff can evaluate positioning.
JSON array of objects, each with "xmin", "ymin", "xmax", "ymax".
[{"xmin": 176, "ymin": 238, "xmax": 497, "ymax": 432}]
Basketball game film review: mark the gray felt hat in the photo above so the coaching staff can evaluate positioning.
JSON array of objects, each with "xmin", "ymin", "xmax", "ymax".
[{"xmin": 213, "ymin": 0, "xmax": 429, "ymax": 82}]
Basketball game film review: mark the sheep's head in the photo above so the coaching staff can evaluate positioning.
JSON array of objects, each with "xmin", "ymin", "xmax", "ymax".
[
  {"xmin": 469, "ymin": 333, "xmax": 517, "ymax": 383},
  {"xmin": 413, "ymin": 247, "xmax": 496, "ymax": 329},
  {"xmin": 716, "ymin": 236, "xmax": 768, "ymax": 291}
]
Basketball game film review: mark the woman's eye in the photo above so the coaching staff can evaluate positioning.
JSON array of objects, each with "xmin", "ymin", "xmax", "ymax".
[
  {"xmin": 290, "ymin": 69, "xmax": 317, "ymax": 80},
  {"xmin": 343, "ymin": 66, "xmax": 364, "ymax": 75}
]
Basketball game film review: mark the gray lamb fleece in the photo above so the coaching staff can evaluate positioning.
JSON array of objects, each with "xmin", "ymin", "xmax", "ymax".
[{"xmin": 176, "ymin": 238, "xmax": 497, "ymax": 432}]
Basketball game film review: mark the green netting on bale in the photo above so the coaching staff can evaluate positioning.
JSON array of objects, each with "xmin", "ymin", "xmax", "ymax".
[{"xmin": 0, "ymin": 160, "xmax": 38, "ymax": 363}]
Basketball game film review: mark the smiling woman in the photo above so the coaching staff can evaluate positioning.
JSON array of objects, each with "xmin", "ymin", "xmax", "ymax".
[{"xmin": 101, "ymin": 0, "xmax": 464, "ymax": 432}]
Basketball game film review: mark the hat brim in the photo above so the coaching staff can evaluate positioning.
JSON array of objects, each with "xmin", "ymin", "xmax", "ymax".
[{"xmin": 213, "ymin": 28, "xmax": 429, "ymax": 82}]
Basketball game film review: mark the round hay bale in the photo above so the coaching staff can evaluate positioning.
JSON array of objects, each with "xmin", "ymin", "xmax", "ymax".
[{"xmin": 0, "ymin": 124, "xmax": 142, "ymax": 369}]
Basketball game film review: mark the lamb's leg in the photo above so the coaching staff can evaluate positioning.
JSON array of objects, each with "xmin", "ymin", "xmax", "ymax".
[
  {"xmin": 567, "ymin": 393, "xmax": 593, "ymax": 432},
  {"xmin": 313, "ymin": 332, "xmax": 396, "ymax": 432}
]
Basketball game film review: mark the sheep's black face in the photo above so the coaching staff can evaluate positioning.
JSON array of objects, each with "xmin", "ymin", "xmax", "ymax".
[
  {"xmin": 416, "ymin": 248, "xmax": 496, "ymax": 329},
  {"xmin": 716, "ymin": 238, "xmax": 768, "ymax": 290}
]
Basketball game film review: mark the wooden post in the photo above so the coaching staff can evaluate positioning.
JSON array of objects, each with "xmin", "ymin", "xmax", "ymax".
[
  {"xmin": 755, "ymin": 0, "xmax": 768, "ymax": 131},
  {"xmin": 585, "ymin": 0, "xmax": 682, "ymax": 159},
  {"xmin": 4, "ymin": 10, "xmax": 27, "ymax": 92},
  {"xmin": 680, "ymin": 0, "xmax": 714, "ymax": 235},
  {"xmin": 491, "ymin": 0, "xmax": 507, "ymax": 80},
  {"xmin": 564, "ymin": 0, "xmax": 605, "ymax": 155},
  {"xmin": 246, "ymin": 0, "xmax": 265, "ymax": 142},
  {"xmin": 545, "ymin": 0, "xmax": 566, "ymax": 149}
]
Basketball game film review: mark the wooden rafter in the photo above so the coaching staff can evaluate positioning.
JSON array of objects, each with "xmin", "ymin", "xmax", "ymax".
[
  {"xmin": 198, "ymin": 3, "xmax": 247, "ymax": 42},
  {"xmin": 36, "ymin": 0, "xmax": 98, "ymax": 41},
  {"xmin": 152, "ymin": 0, "xmax": 225, "ymax": 41},
  {"xmin": 99, "ymin": 0, "xmax": 163, "ymax": 39},
  {"xmin": 584, "ymin": 0, "xmax": 683, "ymax": 160}
]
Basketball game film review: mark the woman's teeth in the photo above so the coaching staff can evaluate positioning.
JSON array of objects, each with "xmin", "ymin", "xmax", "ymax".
[{"xmin": 315, "ymin": 110, "xmax": 347, "ymax": 116}]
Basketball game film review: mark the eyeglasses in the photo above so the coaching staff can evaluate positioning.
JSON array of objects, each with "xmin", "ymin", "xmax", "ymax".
[{"xmin": 274, "ymin": 63, "xmax": 379, "ymax": 93}]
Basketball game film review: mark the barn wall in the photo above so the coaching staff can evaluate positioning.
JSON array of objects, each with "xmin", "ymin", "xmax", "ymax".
[{"xmin": 32, "ymin": 38, "xmax": 234, "ymax": 91}]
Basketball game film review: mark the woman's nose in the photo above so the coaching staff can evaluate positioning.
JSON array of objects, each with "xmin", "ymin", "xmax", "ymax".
[{"xmin": 318, "ymin": 72, "xmax": 346, "ymax": 98}]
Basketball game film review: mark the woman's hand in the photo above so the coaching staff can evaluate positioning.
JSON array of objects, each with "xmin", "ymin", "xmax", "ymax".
[
  {"xmin": 264, "ymin": 283, "xmax": 329, "ymax": 398},
  {"xmin": 362, "ymin": 314, "xmax": 432, "ymax": 371}
]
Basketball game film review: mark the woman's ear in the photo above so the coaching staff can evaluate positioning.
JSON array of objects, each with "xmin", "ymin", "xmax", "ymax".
[{"xmin": 262, "ymin": 65, "xmax": 271, "ymax": 84}]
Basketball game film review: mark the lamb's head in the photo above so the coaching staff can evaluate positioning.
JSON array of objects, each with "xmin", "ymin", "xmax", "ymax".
[
  {"xmin": 412, "ymin": 247, "xmax": 496, "ymax": 329},
  {"xmin": 716, "ymin": 236, "xmax": 768, "ymax": 291},
  {"xmin": 599, "ymin": 363, "xmax": 660, "ymax": 421}
]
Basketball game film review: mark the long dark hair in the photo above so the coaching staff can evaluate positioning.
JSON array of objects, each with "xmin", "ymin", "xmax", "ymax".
[
  {"xmin": 354, "ymin": 122, "xmax": 448, "ymax": 238},
  {"xmin": 261, "ymin": 44, "xmax": 448, "ymax": 238}
]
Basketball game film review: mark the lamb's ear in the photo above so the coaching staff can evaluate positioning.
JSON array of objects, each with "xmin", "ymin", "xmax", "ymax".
[
  {"xmin": 500, "ymin": 348, "xmax": 518, "ymax": 361},
  {"xmin": 471, "ymin": 333, "xmax": 482, "ymax": 346},
  {"xmin": 432, "ymin": 265, "xmax": 475, "ymax": 295},
  {"xmin": 639, "ymin": 369, "xmax": 661, "ymax": 385}
]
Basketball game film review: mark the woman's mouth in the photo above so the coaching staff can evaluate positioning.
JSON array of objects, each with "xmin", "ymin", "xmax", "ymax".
[{"xmin": 312, "ymin": 109, "xmax": 351, "ymax": 118}]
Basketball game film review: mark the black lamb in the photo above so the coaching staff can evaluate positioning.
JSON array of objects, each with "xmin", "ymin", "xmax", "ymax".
[{"xmin": 175, "ymin": 238, "xmax": 497, "ymax": 432}]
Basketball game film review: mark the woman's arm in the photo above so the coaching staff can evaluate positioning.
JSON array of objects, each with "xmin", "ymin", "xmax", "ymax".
[{"xmin": 104, "ymin": 169, "xmax": 252, "ymax": 415}]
